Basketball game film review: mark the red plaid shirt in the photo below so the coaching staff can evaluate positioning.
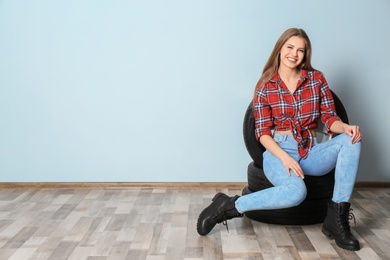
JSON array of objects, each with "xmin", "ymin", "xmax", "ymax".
[{"xmin": 253, "ymin": 70, "xmax": 340, "ymax": 158}]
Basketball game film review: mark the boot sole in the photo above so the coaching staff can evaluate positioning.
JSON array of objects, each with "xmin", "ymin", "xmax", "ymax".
[
  {"xmin": 196, "ymin": 192, "xmax": 225, "ymax": 236},
  {"xmin": 322, "ymin": 227, "xmax": 360, "ymax": 251}
]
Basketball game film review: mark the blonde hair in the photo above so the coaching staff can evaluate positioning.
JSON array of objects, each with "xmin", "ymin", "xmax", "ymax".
[{"xmin": 254, "ymin": 28, "xmax": 315, "ymax": 94}]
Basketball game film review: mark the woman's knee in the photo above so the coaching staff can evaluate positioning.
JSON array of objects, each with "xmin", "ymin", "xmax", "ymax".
[
  {"xmin": 283, "ymin": 179, "xmax": 307, "ymax": 206},
  {"xmin": 290, "ymin": 188, "xmax": 306, "ymax": 206},
  {"xmin": 336, "ymin": 133, "xmax": 352, "ymax": 143},
  {"xmin": 336, "ymin": 133, "xmax": 362, "ymax": 150}
]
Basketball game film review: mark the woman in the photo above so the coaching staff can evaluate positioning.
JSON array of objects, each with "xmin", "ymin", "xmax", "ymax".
[{"xmin": 196, "ymin": 28, "xmax": 362, "ymax": 251}]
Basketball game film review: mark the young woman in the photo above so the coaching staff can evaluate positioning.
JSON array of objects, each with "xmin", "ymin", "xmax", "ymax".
[{"xmin": 197, "ymin": 28, "xmax": 362, "ymax": 251}]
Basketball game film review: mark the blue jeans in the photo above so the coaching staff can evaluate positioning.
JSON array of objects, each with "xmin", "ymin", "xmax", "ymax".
[{"xmin": 235, "ymin": 133, "xmax": 361, "ymax": 213}]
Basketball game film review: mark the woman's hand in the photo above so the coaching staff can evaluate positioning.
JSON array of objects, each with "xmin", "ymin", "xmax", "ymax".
[
  {"xmin": 344, "ymin": 124, "xmax": 362, "ymax": 144},
  {"xmin": 260, "ymin": 135, "xmax": 305, "ymax": 179},
  {"xmin": 330, "ymin": 121, "xmax": 363, "ymax": 144},
  {"xmin": 280, "ymin": 154, "xmax": 304, "ymax": 179}
]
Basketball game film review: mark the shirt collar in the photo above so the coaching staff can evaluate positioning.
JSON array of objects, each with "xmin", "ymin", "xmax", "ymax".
[{"xmin": 269, "ymin": 69, "xmax": 310, "ymax": 83}]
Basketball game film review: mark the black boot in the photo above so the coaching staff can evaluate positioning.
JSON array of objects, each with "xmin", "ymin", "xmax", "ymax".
[
  {"xmin": 322, "ymin": 201, "xmax": 360, "ymax": 251},
  {"xmin": 197, "ymin": 192, "xmax": 243, "ymax": 236}
]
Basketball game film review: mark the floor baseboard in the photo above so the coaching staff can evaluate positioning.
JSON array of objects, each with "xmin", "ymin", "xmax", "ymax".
[
  {"xmin": 354, "ymin": 181, "xmax": 390, "ymax": 188},
  {"xmin": 0, "ymin": 181, "xmax": 389, "ymax": 189},
  {"xmin": 0, "ymin": 182, "xmax": 248, "ymax": 189}
]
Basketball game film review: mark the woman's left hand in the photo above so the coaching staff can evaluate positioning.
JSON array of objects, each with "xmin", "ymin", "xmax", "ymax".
[{"xmin": 344, "ymin": 124, "xmax": 362, "ymax": 144}]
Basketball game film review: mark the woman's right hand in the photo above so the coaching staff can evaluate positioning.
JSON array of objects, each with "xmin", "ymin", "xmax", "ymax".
[
  {"xmin": 280, "ymin": 154, "xmax": 304, "ymax": 179},
  {"xmin": 260, "ymin": 135, "xmax": 305, "ymax": 179}
]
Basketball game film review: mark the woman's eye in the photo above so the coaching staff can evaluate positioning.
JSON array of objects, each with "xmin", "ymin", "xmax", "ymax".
[{"xmin": 299, "ymin": 49, "xmax": 305, "ymax": 53}]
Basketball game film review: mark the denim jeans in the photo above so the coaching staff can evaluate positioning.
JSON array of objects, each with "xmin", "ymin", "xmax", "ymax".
[{"xmin": 235, "ymin": 133, "xmax": 361, "ymax": 213}]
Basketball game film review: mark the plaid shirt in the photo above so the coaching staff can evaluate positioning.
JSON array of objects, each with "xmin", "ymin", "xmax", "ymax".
[{"xmin": 253, "ymin": 70, "xmax": 340, "ymax": 158}]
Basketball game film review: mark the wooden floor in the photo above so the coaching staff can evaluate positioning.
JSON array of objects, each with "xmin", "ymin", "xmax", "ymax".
[{"xmin": 0, "ymin": 186, "xmax": 389, "ymax": 260}]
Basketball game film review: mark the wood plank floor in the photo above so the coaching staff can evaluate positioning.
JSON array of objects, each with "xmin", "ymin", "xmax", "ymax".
[{"xmin": 0, "ymin": 186, "xmax": 389, "ymax": 260}]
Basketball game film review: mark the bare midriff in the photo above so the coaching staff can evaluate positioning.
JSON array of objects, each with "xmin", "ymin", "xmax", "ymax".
[{"xmin": 274, "ymin": 129, "xmax": 317, "ymax": 137}]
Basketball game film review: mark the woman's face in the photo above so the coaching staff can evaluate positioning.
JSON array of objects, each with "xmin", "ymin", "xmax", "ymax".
[{"xmin": 279, "ymin": 36, "xmax": 306, "ymax": 70}]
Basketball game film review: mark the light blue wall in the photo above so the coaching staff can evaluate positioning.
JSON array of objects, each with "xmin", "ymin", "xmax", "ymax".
[{"xmin": 1, "ymin": 0, "xmax": 389, "ymax": 182}]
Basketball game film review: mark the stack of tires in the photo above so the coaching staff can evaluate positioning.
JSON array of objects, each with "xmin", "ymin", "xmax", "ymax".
[{"xmin": 242, "ymin": 91, "xmax": 348, "ymax": 225}]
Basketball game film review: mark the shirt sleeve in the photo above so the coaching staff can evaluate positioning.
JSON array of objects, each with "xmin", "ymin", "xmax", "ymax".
[
  {"xmin": 319, "ymin": 73, "xmax": 341, "ymax": 132},
  {"xmin": 253, "ymin": 87, "xmax": 273, "ymax": 141}
]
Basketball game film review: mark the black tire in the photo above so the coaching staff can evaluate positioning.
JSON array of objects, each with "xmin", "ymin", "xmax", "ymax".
[
  {"xmin": 247, "ymin": 162, "xmax": 335, "ymax": 200},
  {"xmin": 242, "ymin": 186, "xmax": 330, "ymax": 225},
  {"xmin": 243, "ymin": 90, "xmax": 349, "ymax": 167},
  {"xmin": 243, "ymin": 102, "xmax": 266, "ymax": 168}
]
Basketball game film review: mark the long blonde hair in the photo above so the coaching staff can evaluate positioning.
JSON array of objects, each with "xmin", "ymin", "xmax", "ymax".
[{"xmin": 254, "ymin": 28, "xmax": 315, "ymax": 94}]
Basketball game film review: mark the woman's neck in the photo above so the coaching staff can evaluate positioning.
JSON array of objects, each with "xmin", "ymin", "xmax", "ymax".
[
  {"xmin": 278, "ymin": 67, "xmax": 301, "ymax": 94},
  {"xmin": 278, "ymin": 67, "xmax": 301, "ymax": 81}
]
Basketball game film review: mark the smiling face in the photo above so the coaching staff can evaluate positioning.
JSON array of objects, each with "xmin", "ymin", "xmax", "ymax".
[{"xmin": 279, "ymin": 36, "xmax": 306, "ymax": 71}]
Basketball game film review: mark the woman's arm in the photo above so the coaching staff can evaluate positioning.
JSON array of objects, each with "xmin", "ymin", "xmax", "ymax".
[
  {"xmin": 260, "ymin": 135, "xmax": 305, "ymax": 178},
  {"xmin": 330, "ymin": 121, "xmax": 362, "ymax": 144},
  {"xmin": 318, "ymin": 73, "xmax": 362, "ymax": 144}
]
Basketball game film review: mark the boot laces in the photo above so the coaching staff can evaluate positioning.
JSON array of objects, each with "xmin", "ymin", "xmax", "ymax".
[
  {"xmin": 215, "ymin": 207, "xmax": 234, "ymax": 233},
  {"xmin": 222, "ymin": 219, "xmax": 229, "ymax": 233},
  {"xmin": 221, "ymin": 210, "xmax": 243, "ymax": 233},
  {"xmin": 213, "ymin": 195, "xmax": 242, "ymax": 233},
  {"xmin": 220, "ymin": 209, "xmax": 231, "ymax": 232},
  {"xmin": 209, "ymin": 202, "xmax": 231, "ymax": 232},
  {"xmin": 339, "ymin": 208, "xmax": 356, "ymax": 232},
  {"xmin": 348, "ymin": 208, "xmax": 356, "ymax": 226}
]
